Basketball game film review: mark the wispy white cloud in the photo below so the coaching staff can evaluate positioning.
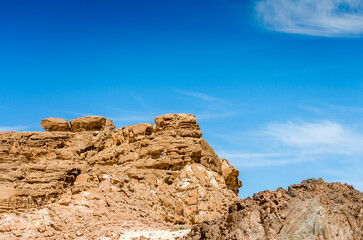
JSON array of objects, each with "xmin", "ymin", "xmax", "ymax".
[
  {"xmin": 110, "ymin": 114, "xmax": 155, "ymax": 123},
  {"xmin": 324, "ymin": 103, "xmax": 363, "ymax": 113},
  {"xmin": 219, "ymin": 152, "xmax": 284, "ymax": 159},
  {"xmin": 0, "ymin": 126, "xmax": 28, "ymax": 131},
  {"xmin": 128, "ymin": 92, "xmax": 160, "ymax": 112},
  {"xmin": 174, "ymin": 89, "xmax": 242, "ymax": 120},
  {"xmin": 217, "ymin": 120, "xmax": 363, "ymax": 169},
  {"xmin": 231, "ymin": 158, "xmax": 306, "ymax": 168},
  {"xmin": 218, "ymin": 151, "xmax": 302, "ymax": 167},
  {"xmin": 256, "ymin": 0, "xmax": 363, "ymax": 37},
  {"xmin": 264, "ymin": 121, "xmax": 363, "ymax": 154},
  {"xmin": 176, "ymin": 90, "xmax": 221, "ymax": 102},
  {"xmin": 53, "ymin": 110, "xmax": 94, "ymax": 117},
  {"xmin": 175, "ymin": 89, "xmax": 232, "ymax": 105},
  {"xmin": 196, "ymin": 111, "xmax": 240, "ymax": 120},
  {"xmin": 299, "ymin": 105, "xmax": 322, "ymax": 114}
]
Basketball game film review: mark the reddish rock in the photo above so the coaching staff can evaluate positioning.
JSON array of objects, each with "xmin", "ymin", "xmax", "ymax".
[{"xmin": 184, "ymin": 178, "xmax": 363, "ymax": 240}]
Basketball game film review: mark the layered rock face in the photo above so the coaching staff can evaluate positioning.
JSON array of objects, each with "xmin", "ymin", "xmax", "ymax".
[
  {"xmin": 0, "ymin": 114, "xmax": 241, "ymax": 239},
  {"xmin": 184, "ymin": 178, "xmax": 363, "ymax": 240}
]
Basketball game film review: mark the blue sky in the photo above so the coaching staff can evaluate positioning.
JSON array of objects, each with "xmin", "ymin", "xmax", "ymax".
[{"xmin": 0, "ymin": 0, "xmax": 362, "ymax": 198}]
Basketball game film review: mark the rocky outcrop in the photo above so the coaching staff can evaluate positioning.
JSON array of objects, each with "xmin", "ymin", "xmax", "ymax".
[
  {"xmin": 40, "ymin": 117, "xmax": 70, "ymax": 132},
  {"xmin": 40, "ymin": 116, "xmax": 115, "ymax": 132},
  {"xmin": 0, "ymin": 114, "xmax": 241, "ymax": 239},
  {"xmin": 69, "ymin": 116, "xmax": 115, "ymax": 132},
  {"xmin": 184, "ymin": 178, "xmax": 363, "ymax": 240}
]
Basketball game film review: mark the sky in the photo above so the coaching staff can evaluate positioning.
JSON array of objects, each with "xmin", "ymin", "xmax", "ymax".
[{"xmin": 0, "ymin": 0, "xmax": 362, "ymax": 198}]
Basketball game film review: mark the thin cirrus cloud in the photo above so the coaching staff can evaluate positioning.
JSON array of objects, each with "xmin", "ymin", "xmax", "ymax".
[
  {"xmin": 255, "ymin": 0, "xmax": 363, "ymax": 37},
  {"xmin": 175, "ymin": 89, "xmax": 242, "ymax": 120},
  {"xmin": 217, "ymin": 151, "xmax": 303, "ymax": 167},
  {"xmin": 197, "ymin": 111, "xmax": 241, "ymax": 120},
  {"xmin": 264, "ymin": 121, "xmax": 363, "ymax": 155},
  {"xmin": 220, "ymin": 120, "xmax": 363, "ymax": 168},
  {"xmin": 0, "ymin": 126, "xmax": 28, "ymax": 132},
  {"xmin": 175, "ymin": 89, "xmax": 226, "ymax": 103}
]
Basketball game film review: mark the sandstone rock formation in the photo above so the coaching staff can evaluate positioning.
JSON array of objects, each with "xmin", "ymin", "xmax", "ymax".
[
  {"xmin": 40, "ymin": 116, "xmax": 115, "ymax": 132},
  {"xmin": 69, "ymin": 116, "xmax": 115, "ymax": 132},
  {"xmin": 0, "ymin": 114, "xmax": 241, "ymax": 239},
  {"xmin": 40, "ymin": 117, "xmax": 70, "ymax": 132},
  {"xmin": 184, "ymin": 178, "xmax": 363, "ymax": 240}
]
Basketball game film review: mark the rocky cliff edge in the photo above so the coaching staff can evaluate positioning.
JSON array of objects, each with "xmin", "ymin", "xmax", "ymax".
[{"xmin": 0, "ymin": 114, "xmax": 241, "ymax": 239}]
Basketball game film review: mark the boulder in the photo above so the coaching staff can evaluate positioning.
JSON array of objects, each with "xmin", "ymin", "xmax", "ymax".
[
  {"xmin": 41, "ymin": 117, "xmax": 70, "ymax": 132},
  {"xmin": 155, "ymin": 113, "xmax": 202, "ymax": 138},
  {"xmin": 69, "ymin": 116, "xmax": 115, "ymax": 132}
]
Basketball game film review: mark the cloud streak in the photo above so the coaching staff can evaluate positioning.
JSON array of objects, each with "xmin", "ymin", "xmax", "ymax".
[
  {"xmin": 0, "ymin": 126, "xmax": 28, "ymax": 132},
  {"xmin": 110, "ymin": 114, "xmax": 155, "ymax": 123},
  {"xmin": 196, "ymin": 111, "xmax": 240, "ymax": 120},
  {"xmin": 218, "ymin": 151, "xmax": 304, "ymax": 167},
  {"xmin": 256, "ymin": 0, "xmax": 363, "ymax": 37},
  {"xmin": 264, "ymin": 121, "xmax": 363, "ymax": 155},
  {"xmin": 175, "ymin": 89, "xmax": 227, "ymax": 103},
  {"xmin": 217, "ymin": 120, "xmax": 363, "ymax": 168},
  {"xmin": 174, "ymin": 89, "xmax": 242, "ymax": 120}
]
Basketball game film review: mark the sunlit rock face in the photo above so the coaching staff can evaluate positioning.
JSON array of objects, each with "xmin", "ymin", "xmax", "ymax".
[
  {"xmin": 0, "ymin": 113, "xmax": 241, "ymax": 239},
  {"xmin": 184, "ymin": 178, "xmax": 363, "ymax": 240}
]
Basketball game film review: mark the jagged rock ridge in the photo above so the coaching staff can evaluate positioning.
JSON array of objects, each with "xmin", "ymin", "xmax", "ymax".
[
  {"xmin": 0, "ymin": 114, "xmax": 241, "ymax": 239},
  {"xmin": 184, "ymin": 178, "xmax": 363, "ymax": 240}
]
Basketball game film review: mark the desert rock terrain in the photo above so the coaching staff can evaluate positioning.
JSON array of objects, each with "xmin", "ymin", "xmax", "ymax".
[
  {"xmin": 184, "ymin": 178, "xmax": 363, "ymax": 240},
  {"xmin": 0, "ymin": 114, "xmax": 241, "ymax": 239},
  {"xmin": 0, "ymin": 114, "xmax": 362, "ymax": 240}
]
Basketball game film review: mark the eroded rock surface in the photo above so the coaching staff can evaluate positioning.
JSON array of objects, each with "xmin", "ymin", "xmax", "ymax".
[
  {"xmin": 0, "ymin": 113, "xmax": 241, "ymax": 239},
  {"xmin": 40, "ymin": 116, "xmax": 116, "ymax": 132},
  {"xmin": 184, "ymin": 178, "xmax": 363, "ymax": 240},
  {"xmin": 69, "ymin": 116, "xmax": 115, "ymax": 132},
  {"xmin": 40, "ymin": 117, "xmax": 70, "ymax": 132}
]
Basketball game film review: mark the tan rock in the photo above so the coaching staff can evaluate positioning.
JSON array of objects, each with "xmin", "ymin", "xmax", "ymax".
[
  {"xmin": 221, "ymin": 158, "xmax": 242, "ymax": 194},
  {"xmin": 75, "ymin": 174, "xmax": 89, "ymax": 183},
  {"xmin": 0, "ymin": 185, "xmax": 15, "ymax": 200},
  {"xmin": 0, "ymin": 113, "xmax": 241, "ymax": 239},
  {"xmin": 129, "ymin": 123, "xmax": 155, "ymax": 136},
  {"xmin": 155, "ymin": 113, "xmax": 202, "ymax": 138},
  {"xmin": 70, "ymin": 116, "xmax": 115, "ymax": 132},
  {"xmin": 41, "ymin": 117, "xmax": 70, "ymax": 131}
]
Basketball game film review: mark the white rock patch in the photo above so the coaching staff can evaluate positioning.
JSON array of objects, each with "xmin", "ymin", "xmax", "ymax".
[{"xmin": 118, "ymin": 229, "xmax": 190, "ymax": 240}]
